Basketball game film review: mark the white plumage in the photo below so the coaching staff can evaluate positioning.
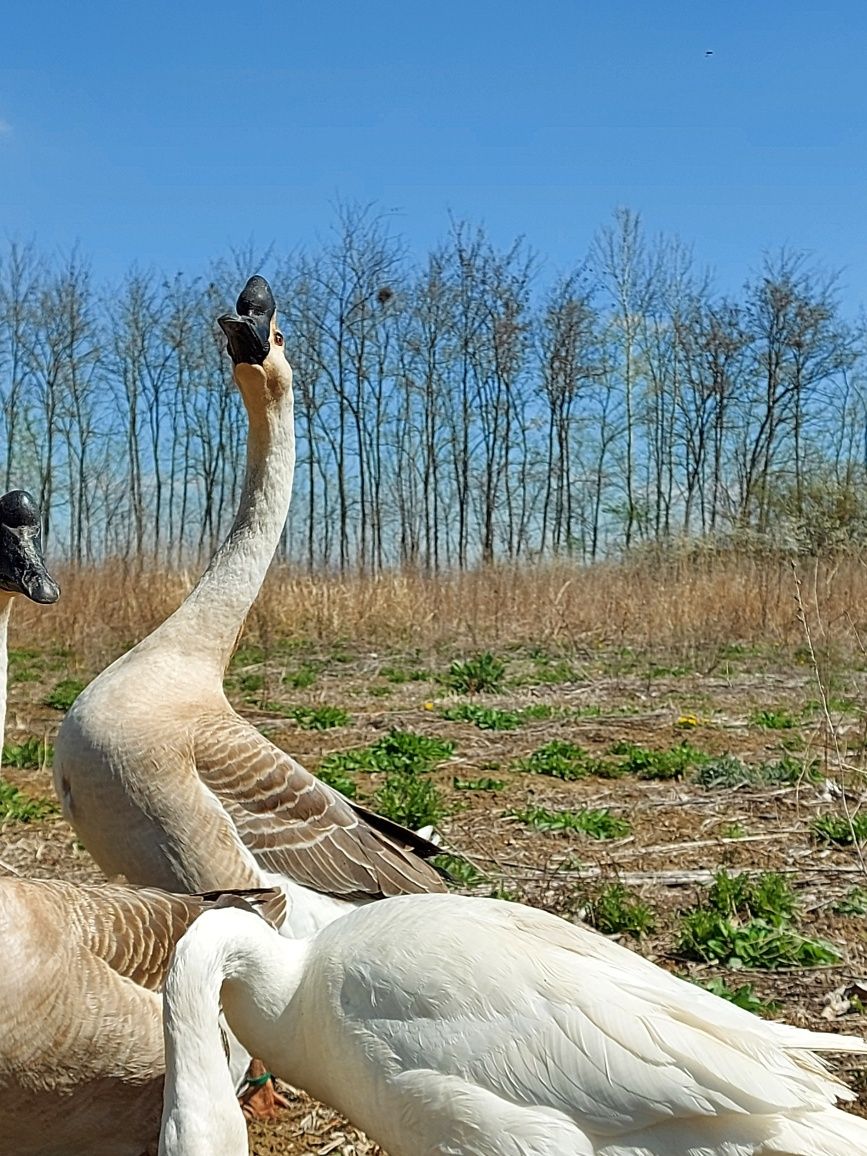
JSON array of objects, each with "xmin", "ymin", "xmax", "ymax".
[{"xmin": 160, "ymin": 892, "xmax": 867, "ymax": 1155}]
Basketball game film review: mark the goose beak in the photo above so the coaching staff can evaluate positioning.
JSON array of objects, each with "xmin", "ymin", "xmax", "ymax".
[
  {"xmin": 218, "ymin": 275, "xmax": 276, "ymax": 367},
  {"xmin": 0, "ymin": 491, "xmax": 60, "ymax": 605},
  {"xmin": 218, "ymin": 313, "xmax": 271, "ymax": 366}
]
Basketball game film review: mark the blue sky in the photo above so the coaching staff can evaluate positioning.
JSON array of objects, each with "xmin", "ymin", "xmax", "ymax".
[{"xmin": 1, "ymin": 1, "xmax": 866, "ymax": 307}]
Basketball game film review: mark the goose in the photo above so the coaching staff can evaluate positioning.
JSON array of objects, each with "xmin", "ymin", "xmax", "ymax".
[
  {"xmin": 0, "ymin": 490, "xmax": 283, "ymax": 1154},
  {"xmin": 53, "ymin": 275, "xmax": 444, "ymax": 938},
  {"xmin": 1, "ymin": 881, "xmax": 284, "ymax": 1156},
  {"xmin": 160, "ymin": 892, "xmax": 867, "ymax": 1156}
]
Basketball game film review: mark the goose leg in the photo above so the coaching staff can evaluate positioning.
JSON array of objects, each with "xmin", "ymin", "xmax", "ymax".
[{"xmin": 239, "ymin": 1058, "xmax": 291, "ymax": 1120}]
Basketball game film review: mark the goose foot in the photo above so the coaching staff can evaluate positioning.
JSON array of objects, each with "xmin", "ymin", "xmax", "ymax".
[{"xmin": 240, "ymin": 1058, "xmax": 291, "ymax": 1121}]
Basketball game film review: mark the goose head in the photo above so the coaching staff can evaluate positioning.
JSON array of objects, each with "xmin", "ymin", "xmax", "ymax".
[
  {"xmin": 218, "ymin": 275, "xmax": 292, "ymax": 406},
  {"xmin": 0, "ymin": 490, "xmax": 60, "ymax": 604}
]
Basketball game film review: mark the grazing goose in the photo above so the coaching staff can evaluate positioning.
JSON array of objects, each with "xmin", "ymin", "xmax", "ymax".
[
  {"xmin": 160, "ymin": 893, "xmax": 867, "ymax": 1156},
  {"xmin": 54, "ymin": 275, "xmax": 444, "ymax": 937},
  {"xmin": 0, "ymin": 490, "xmax": 283, "ymax": 1153}
]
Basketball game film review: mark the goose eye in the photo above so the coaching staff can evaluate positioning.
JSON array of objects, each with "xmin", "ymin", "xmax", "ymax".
[{"xmin": 274, "ymin": 331, "xmax": 284, "ymax": 346}]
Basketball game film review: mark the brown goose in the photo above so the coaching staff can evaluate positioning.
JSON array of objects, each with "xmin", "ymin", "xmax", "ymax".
[{"xmin": 53, "ymin": 276, "xmax": 444, "ymax": 935}]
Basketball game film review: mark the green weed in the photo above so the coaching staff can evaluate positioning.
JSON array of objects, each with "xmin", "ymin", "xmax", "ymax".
[
  {"xmin": 696, "ymin": 978, "xmax": 779, "ymax": 1016},
  {"xmin": 749, "ymin": 708, "xmax": 797, "ymax": 730},
  {"xmin": 509, "ymin": 805, "xmax": 630, "ymax": 839},
  {"xmin": 678, "ymin": 870, "xmax": 838, "ymax": 969},
  {"xmin": 443, "ymin": 652, "xmax": 506, "ymax": 694},
  {"xmin": 230, "ymin": 644, "xmax": 265, "ymax": 668},
  {"xmin": 833, "ymin": 887, "xmax": 867, "ymax": 916},
  {"xmin": 517, "ymin": 740, "xmax": 606, "ymax": 781},
  {"xmin": 719, "ymin": 822, "xmax": 747, "ymax": 840},
  {"xmin": 452, "ymin": 775, "xmax": 505, "ymax": 791},
  {"xmin": 0, "ymin": 779, "xmax": 57, "ymax": 823},
  {"xmin": 812, "ymin": 812, "xmax": 867, "ymax": 846},
  {"xmin": 282, "ymin": 665, "xmax": 319, "ymax": 689},
  {"xmin": 44, "ymin": 678, "xmax": 86, "ymax": 711},
  {"xmin": 694, "ymin": 755, "xmax": 816, "ymax": 789},
  {"xmin": 2, "ymin": 737, "xmax": 52, "ymax": 769},
  {"xmin": 581, "ymin": 882, "xmax": 656, "ymax": 938},
  {"xmin": 440, "ymin": 704, "xmax": 522, "ymax": 730},
  {"xmin": 315, "ymin": 766, "xmax": 358, "ymax": 799},
  {"xmin": 318, "ymin": 729, "xmax": 454, "ymax": 778},
  {"xmin": 373, "ymin": 772, "xmax": 446, "ymax": 829},
  {"xmin": 431, "ymin": 852, "xmax": 487, "ymax": 887},
  {"xmin": 286, "ymin": 705, "xmax": 350, "ymax": 730},
  {"xmin": 608, "ymin": 740, "xmax": 706, "ymax": 780}
]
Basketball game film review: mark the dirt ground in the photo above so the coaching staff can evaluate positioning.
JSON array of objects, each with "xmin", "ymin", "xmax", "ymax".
[{"xmin": 3, "ymin": 639, "xmax": 867, "ymax": 1152}]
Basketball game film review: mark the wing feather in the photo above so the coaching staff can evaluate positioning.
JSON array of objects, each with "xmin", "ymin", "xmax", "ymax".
[{"xmin": 195, "ymin": 714, "xmax": 446, "ymax": 899}]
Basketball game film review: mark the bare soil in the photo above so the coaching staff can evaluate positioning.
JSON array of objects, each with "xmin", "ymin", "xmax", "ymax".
[{"xmin": 4, "ymin": 640, "xmax": 867, "ymax": 1152}]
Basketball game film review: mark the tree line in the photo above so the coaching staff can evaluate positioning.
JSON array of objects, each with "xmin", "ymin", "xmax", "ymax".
[{"xmin": 0, "ymin": 204, "xmax": 863, "ymax": 571}]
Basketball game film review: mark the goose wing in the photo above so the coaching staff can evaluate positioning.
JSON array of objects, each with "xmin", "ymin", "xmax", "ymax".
[
  {"xmin": 334, "ymin": 895, "xmax": 866, "ymax": 1147},
  {"xmin": 194, "ymin": 714, "xmax": 446, "ymax": 899}
]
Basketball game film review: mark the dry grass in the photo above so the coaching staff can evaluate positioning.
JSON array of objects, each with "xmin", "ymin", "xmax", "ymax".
[{"xmin": 18, "ymin": 550, "xmax": 867, "ymax": 668}]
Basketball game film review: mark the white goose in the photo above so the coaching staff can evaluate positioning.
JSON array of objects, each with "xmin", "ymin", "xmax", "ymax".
[
  {"xmin": 53, "ymin": 275, "xmax": 444, "ymax": 937},
  {"xmin": 160, "ymin": 893, "xmax": 867, "ymax": 1156},
  {"xmin": 0, "ymin": 490, "xmax": 282, "ymax": 1155}
]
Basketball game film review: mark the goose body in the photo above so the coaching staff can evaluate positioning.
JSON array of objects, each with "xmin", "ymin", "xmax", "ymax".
[
  {"xmin": 0, "ymin": 491, "xmax": 284, "ymax": 1152},
  {"xmin": 161, "ymin": 892, "xmax": 867, "ymax": 1156},
  {"xmin": 0, "ymin": 880, "xmax": 283, "ymax": 1156},
  {"xmin": 53, "ymin": 276, "xmax": 443, "ymax": 935}
]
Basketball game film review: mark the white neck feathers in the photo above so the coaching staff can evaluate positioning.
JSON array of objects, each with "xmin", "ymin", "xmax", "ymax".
[
  {"xmin": 159, "ymin": 908, "xmax": 306, "ymax": 1156},
  {"xmin": 152, "ymin": 386, "xmax": 295, "ymax": 670}
]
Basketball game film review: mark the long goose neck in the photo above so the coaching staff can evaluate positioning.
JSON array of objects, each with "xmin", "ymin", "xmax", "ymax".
[
  {"xmin": 156, "ymin": 390, "xmax": 295, "ymax": 670},
  {"xmin": 159, "ymin": 909, "xmax": 307, "ymax": 1156},
  {"xmin": 0, "ymin": 597, "xmax": 12, "ymax": 763}
]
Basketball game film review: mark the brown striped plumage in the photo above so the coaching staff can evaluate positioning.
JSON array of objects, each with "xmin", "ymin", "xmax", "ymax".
[{"xmin": 0, "ymin": 880, "xmax": 282, "ymax": 1156}]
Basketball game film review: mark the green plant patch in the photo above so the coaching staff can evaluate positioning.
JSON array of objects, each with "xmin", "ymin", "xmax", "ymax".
[
  {"xmin": 238, "ymin": 673, "xmax": 264, "ymax": 695},
  {"xmin": 230, "ymin": 644, "xmax": 265, "ymax": 668},
  {"xmin": 812, "ymin": 812, "xmax": 867, "ymax": 846},
  {"xmin": 719, "ymin": 822, "xmax": 747, "ymax": 840},
  {"xmin": 0, "ymin": 779, "xmax": 57, "ymax": 823},
  {"xmin": 440, "ymin": 704, "xmax": 522, "ymax": 730},
  {"xmin": 282, "ymin": 665, "xmax": 319, "ymax": 689},
  {"xmin": 44, "ymin": 678, "xmax": 87, "ymax": 711},
  {"xmin": 706, "ymin": 870, "xmax": 797, "ymax": 925},
  {"xmin": 693, "ymin": 754, "xmax": 817, "ymax": 789},
  {"xmin": 677, "ymin": 869, "xmax": 837, "ymax": 969},
  {"xmin": 678, "ymin": 909, "xmax": 838, "ymax": 969},
  {"xmin": 452, "ymin": 775, "xmax": 505, "ymax": 791},
  {"xmin": 833, "ymin": 887, "xmax": 867, "ymax": 916},
  {"xmin": 379, "ymin": 665, "xmax": 429, "ymax": 684},
  {"xmin": 373, "ymin": 771, "xmax": 446, "ymax": 829},
  {"xmin": 443, "ymin": 652, "xmax": 506, "ymax": 694},
  {"xmin": 695, "ymin": 978, "xmax": 779, "ymax": 1016},
  {"xmin": 581, "ymin": 882, "xmax": 656, "ymax": 938},
  {"xmin": 430, "ymin": 852, "xmax": 488, "ymax": 887},
  {"xmin": 2, "ymin": 737, "xmax": 52, "ymax": 769},
  {"xmin": 517, "ymin": 740, "xmax": 607, "ymax": 780},
  {"xmin": 286, "ymin": 705, "xmax": 350, "ymax": 730},
  {"xmin": 608, "ymin": 739, "xmax": 706, "ymax": 780},
  {"xmin": 749, "ymin": 708, "xmax": 797, "ymax": 730},
  {"xmin": 509, "ymin": 805, "xmax": 630, "ymax": 839},
  {"xmin": 315, "ymin": 766, "xmax": 358, "ymax": 799},
  {"xmin": 318, "ymin": 729, "xmax": 454, "ymax": 779}
]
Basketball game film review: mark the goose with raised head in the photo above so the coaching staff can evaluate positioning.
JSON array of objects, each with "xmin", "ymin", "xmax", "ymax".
[
  {"xmin": 160, "ymin": 893, "xmax": 867, "ymax": 1156},
  {"xmin": 53, "ymin": 275, "xmax": 444, "ymax": 936}
]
